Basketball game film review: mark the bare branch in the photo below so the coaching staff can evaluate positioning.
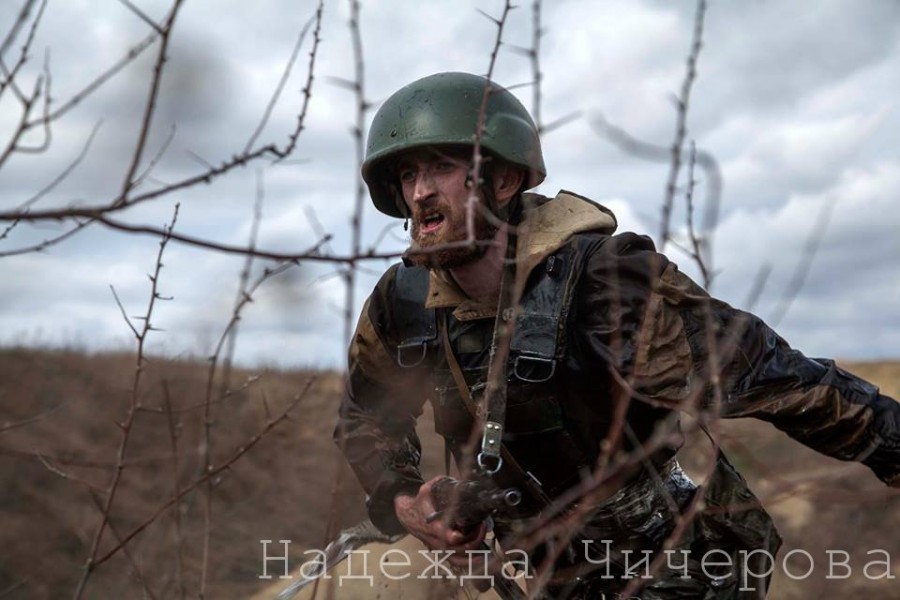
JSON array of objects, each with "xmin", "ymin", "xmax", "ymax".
[
  {"xmin": 199, "ymin": 170, "xmax": 266, "ymax": 597},
  {"xmin": 87, "ymin": 489, "xmax": 159, "ymax": 600},
  {"xmin": 0, "ymin": 0, "xmax": 47, "ymax": 104},
  {"xmin": 34, "ymin": 452, "xmax": 106, "ymax": 493},
  {"xmin": 541, "ymin": 110, "xmax": 582, "ymax": 134},
  {"xmin": 344, "ymin": 0, "xmax": 368, "ymax": 346},
  {"xmin": 531, "ymin": 0, "xmax": 544, "ymax": 133},
  {"xmin": 244, "ymin": 13, "xmax": 317, "ymax": 153},
  {"xmin": 0, "ymin": 579, "xmax": 28, "ymax": 598},
  {"xmin": 0, "ymin": 219, "xmax": 92, "ymax": 257},
  {"xmin": 116, "ymin": 0, "xmax": 164, "ymax": 35},
  {"xmin": 117, "ymin": 0, "xmax": 186, "ymax": 203},
  {"xmin": 89, "ymin": 379, "xmax": 315, "ymax": 571},
  {"xmin": 271, "ymin": 0, "xmax": 324, "ymax": 162},
  {"xmin": 768, "ymin": 197, "xmax": 837, "ymax": 327},
  {"xmin": 137, "ymin": 375, "xmax": 262, "ymax": 414},
  {"xmin": 0, "ymin": 1, "xmax": 323, "ymax": 226},
  {"xmin": 73, "ymin": 204, "xmax": 180, "ymax": 599},
  {"xmin": 659, "ymin": 0, "xmax": 707, "ymax": 250},
  {"xmin": 109, "ymin": 284, "xmax": 141, "ymax": 339},
  {"xmin": 160, "ymin": 380, "xmax": 186, "ymax": 600},
  {"xmin": 303, "ymin": 205, "xmax": 335, "ymax": 256},
  {"xmin": 47, "ymin": 33, "xmax": 158, "ymax": 123},
  {"xmin": 744, "ymin": 262, "xmax": 772, "ymax": 311},
  {"xmin": 465, "ymin": 0, "xmax": 514, "ymax": 242},
  {"xmin": 0, "ymin": 396, "xmax": 74, "ymax": 434},
  {"xmin": 0, "ymin": 76, "xmax": 41, "ymax": 169},
  {"xmin": 591, "ymin": 112, "xmax": 723, "ymax": 248},
  {"xmin": 683, "ymin": 140, "xmax": 713, "ymax": 287},
  {"xmin": 0, "ymin": 0, "xmax": 38, "ymax": 60},
  {"xmin": 132, "ymin": 123, "xmax": 177, "ymax": 190},
  {"xmin": 17, "ymin": 121, "xmax": 103, "ymax": 212}
]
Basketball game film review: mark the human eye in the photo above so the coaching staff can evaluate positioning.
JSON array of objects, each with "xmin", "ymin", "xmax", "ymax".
[
  {"xmin": 398, "ymin": 167, "xmax": 416, "ymax": 183},
  {"xmin": 434, "ymin": 160, "xmax": 457, "ymax": 173}
]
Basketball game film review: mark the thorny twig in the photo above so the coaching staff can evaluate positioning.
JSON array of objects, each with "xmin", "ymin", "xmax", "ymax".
[
  {"xmin": 619, "ymin": 275, "xmax": 726, "ymax": 598},
  {"xmin": 0, "ymin": 1, "xmax": 324, "ymax": 235},
  {"xmin": 0, "ymin": 579, "xmax": 28, "ymax": 599},
  {"xmin": 16, "ymin": 121, "xmax": 103, "ymax": 212},
  {"xmin": 89, "ymin": 379, "xmax": 315, "ymax": 570},
  {"xmin": 343, "ymin": 0, "xmax": 369, "ymax": 348},
  {"xmin": 161, "ymin": 381, "xmax": 186, "ymax": 600},
  {"xmin": 590, "ymin": 114, "xmax": 722, "ymax": 281},
  {"xmin": 137, "ymin": 375, "xmax": 262, "ymax": 414},
  {"xmin": 84, "ymin": 212, "xmax": 495, "ymax": 263},
  {"xmin": 0, "ymin": 219, "xmax": 93, "ymax": 257},
  {"xmin": 72, "ymin": 204, "xmax": 179, "ymax": 599},
  {"xmin": 87, "ymin": 489, "xmax": 159, "ymax": 600},
  {"xmin": 116, "ymin": 0, "xmax": 185, "ymax": 204},
  {"xmin": 683, "ymin": 140, "xmax": 712, "ymax": 288},
  {"xmin": 508, "ymin": 260, "xmax": 755, "ymax": 595},
  {"xmin": 465, "ymin": 0, "xmax": 514, "ymax": 243},
  {"xmin": 244, "ymin": 12, "xmax": 318, "ymax": 153},
  {"xmin": 0, "ymin": 396, "xmax": 74, "ymax": 433},
  {"xmin": 0, "ymin": 0, "xmax": 46, "ymax": 104},
  {"xmin": 132, "ymin": 124, "xmax": 177, "ymax": 191},
  {"xmin": 199, "ymin": 171, "xmax": 266, "ymax": 598},
  {"xmin": 659, "ymin": 0, "xmax": 707, "ymax": 250},
  {"xmin": 768, "ymin": 197, "xmax": 837, "ymax": 327},
  {"xmin": 528, "ymin": 0, "xmax": 544, "ymax": 133},
  {"xmin": 116, "ymin": 0, "xmax": 164, "ymax": 35},
  {"xmin": 0, "ymin": 0, "xmax": 38, "ymax": 61},
  {"xmin": 34, "ymin": 451, "xmax": 107, "ymax": 493}
]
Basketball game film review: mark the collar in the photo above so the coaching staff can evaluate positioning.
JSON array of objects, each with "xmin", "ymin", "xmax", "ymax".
[{"xmin": 423, "ymin": 190, "xmax": 617, "ymax": 322}]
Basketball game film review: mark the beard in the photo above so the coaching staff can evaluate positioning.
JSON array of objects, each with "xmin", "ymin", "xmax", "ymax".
[{"xmin": 404, "ymin": 200, "xmax": 497, "ymax": 269}]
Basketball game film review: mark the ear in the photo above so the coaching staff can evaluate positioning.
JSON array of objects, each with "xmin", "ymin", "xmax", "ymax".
[{"xmin": 492, "ymin": 163, "xmax": 526, "ymax": 206}]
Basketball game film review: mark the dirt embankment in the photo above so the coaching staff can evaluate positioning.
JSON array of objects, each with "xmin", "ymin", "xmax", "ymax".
[{"xmin": 1, "ymin": 349, "xmax": 898, "ymax": 599}]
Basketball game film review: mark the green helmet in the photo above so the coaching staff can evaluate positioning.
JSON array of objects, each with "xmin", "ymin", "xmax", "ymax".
[{"xmin": 362, "ymin": 72, "xmax": 546, "ymax": 218}]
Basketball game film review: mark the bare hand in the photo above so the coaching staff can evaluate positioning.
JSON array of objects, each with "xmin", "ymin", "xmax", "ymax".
[{"xmin": 394, "ymin": 475, "xmax": 487, "ymax": 568}]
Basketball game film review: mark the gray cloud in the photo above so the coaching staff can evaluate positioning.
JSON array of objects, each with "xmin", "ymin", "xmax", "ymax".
[{"xmin": 1, "ymin": 0, "xmax": 898, "ymax": 367}]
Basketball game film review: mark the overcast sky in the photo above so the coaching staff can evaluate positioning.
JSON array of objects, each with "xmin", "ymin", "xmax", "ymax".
[{"xmin": 1, "ymin": 0, "xmax": 898, "ymax": 369}]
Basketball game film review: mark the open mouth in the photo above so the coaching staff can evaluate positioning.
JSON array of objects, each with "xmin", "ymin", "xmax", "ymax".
[{"xmin": 418, "ymin": 211, "xmax": 445, "ymax": 234}]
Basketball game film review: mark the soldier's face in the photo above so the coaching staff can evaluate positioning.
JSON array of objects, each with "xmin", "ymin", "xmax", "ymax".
[{"xmin": 396, "ymin": 148, "xmax": 494, "ymax": 268}]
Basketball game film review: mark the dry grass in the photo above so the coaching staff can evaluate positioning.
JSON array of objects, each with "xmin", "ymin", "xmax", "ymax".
[{"xmin": 1, "ymin": 349, "xmax": 898, "ymax": 599}]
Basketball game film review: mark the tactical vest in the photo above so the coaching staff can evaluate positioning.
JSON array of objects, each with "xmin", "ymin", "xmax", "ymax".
[
  {"xmin": 387, "ymin": 234, "xmax": 782, "ymax": 597},
  {"xmin": 390, "ymin": 235, "xmax": 601, "ymax": 509}
]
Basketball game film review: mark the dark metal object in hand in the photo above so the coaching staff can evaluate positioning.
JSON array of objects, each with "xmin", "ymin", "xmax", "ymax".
[{"xmin": 429, "ymin": 476, "xmax": 521, "ymax": 536}]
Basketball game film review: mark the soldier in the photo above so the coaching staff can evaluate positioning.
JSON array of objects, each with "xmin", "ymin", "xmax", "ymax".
[{"xmin": 334, "ymin": 72, "xmax": 899, "ymax": 598}]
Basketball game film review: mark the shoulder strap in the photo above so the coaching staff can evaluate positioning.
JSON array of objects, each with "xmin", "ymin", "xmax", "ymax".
[
  {"xmin": 508, "ymin": 235, "xmax": 593, "ymax": 382},
  {"xmin": 440, "ymin": 309, "xmax": 555, "ymax": 508},
  {"xmin": 392, "ymin": 264, "xmax": 437, "ymax": 367}
]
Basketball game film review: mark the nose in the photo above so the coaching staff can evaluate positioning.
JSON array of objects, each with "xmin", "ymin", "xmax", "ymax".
[{"xmin": 411, "ymin": 169, "xmax": 437, "ymax": 204}]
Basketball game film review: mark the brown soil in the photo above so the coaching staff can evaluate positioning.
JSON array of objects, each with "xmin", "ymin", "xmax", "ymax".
[{"xmin": 1, "ymin": 349, "xmax": 898, "ymax": 599}]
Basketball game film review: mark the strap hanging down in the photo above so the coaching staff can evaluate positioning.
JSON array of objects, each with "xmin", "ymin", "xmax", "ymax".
[
  {"xmin": 440, "ymin": 310, "xmax": 554, "ymax": 508},
  {"xmin": 475, "ymin": 221, "xmax": 519, "ymax": 474}
]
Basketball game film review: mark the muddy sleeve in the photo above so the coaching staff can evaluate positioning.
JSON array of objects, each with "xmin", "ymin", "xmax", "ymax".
[
  {"xmin": 637, "ymin": 257, "xmax": 900, "ymax": 487},
  {"xmin": 334, "ymin": 266, "xmax": 427, "ymax": 535},
  {"xmin": 576, "ymin": 233, "xmax": 900, "ymax": 487}
]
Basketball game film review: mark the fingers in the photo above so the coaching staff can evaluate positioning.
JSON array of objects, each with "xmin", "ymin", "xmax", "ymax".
[
  {"xmin": 447, "ymin": 520, "xmax": 486, "ymax": 548},
  {"xmin": 395, "ymin": 477, "xmax": 491, "ymax": 557}
]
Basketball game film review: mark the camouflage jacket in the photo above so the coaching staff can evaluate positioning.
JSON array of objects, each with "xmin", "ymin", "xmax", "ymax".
[{"xmin": 334, "ymin": 191, "xmax": 900, "ymax": 543}]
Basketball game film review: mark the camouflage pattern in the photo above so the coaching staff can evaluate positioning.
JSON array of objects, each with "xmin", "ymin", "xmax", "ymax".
[{"xmin": 335, "ymin": 191, "xmax": 900, "ymax": 597}]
